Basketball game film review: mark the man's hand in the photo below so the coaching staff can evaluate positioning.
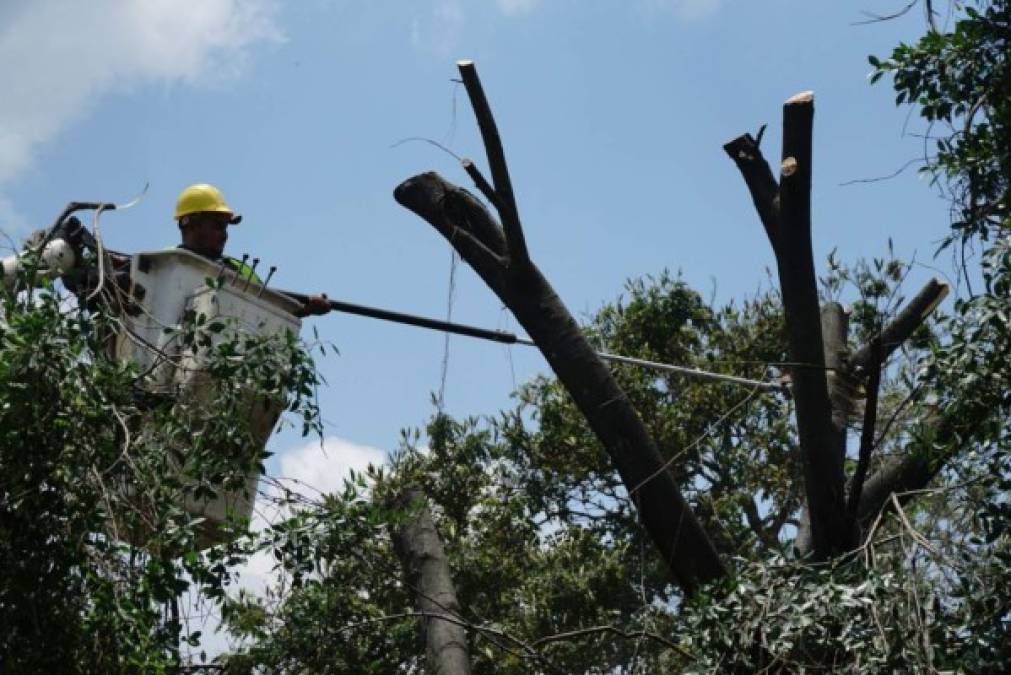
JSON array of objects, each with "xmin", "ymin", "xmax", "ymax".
[{"xmin": 297, "ymin": 293, "xmax": 331, "ymax": 317}]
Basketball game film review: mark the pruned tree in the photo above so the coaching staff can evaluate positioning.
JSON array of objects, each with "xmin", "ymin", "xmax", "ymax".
[
  {"xmin": 395, "ymin": 62, "xmax": 955, "ymax": 590},
  {"xmin": 723, "ymin": 94, "xmax": 950, "ymax": 559}
]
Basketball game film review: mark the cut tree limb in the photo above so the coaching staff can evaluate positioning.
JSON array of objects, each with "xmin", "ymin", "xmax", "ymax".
[
  {"xmin": 850, "ymin": 278, "xmax": 949, "ymax": 373},
  {"xmin": 724, "ymin": 92, "xmax": 848, "ymax": 559},
  {"xmin": 394, "ymin": 172, "xmax": 726, "ymax": 593},
  {"xmin": 456, "ymin": 60, "xmax": 529, "ymax": 265},
  {"xmin": 396, "ymin": 61, "xmax": 725, "ymax": 593}
]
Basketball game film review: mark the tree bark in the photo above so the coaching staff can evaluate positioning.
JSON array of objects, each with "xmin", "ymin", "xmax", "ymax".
[
  {"xmin": 395, "ymin": 173, "xmax": 726, "ymax": 593},
  {"xmin": 794, "ymin": 303, "xmax": 852, "ymax": 556},
  {"xmin": 821, "ymin": 303, "xmax": 852, "ymax": 468},
  {"xmin": 391, "ymin": 487, "xmax": 472, "ymax": 675},
  {"xmin": 724, "ymin": 92, "xmax": 848, "ymax": 559}
]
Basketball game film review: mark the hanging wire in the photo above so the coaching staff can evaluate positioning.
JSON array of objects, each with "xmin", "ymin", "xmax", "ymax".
[
  {"xmin": 85, "ymin": 183, "xmax": 148, "ymax": 303},
  {"xmin": 84, "ymin": 205, "xmax": 113, "ymax": 303},
  {"xmin": 436, "ymin": 249, "xmax": 458, "ymax": 411},
  {"xmin": 499, "ymin": 305, "xmax": 518, "ymax": 392}
]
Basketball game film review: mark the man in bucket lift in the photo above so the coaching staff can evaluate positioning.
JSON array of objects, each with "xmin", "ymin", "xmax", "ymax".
[{"xmin": 173, "ymin": 183, "xmax": 331, "ymax": 317}]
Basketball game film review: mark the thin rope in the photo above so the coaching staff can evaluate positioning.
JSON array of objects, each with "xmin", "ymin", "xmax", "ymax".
[
  {"xmin": 83, "ymin": 183, "xmax": 147, "ymax": 303},
  {"xmin": 436, "ymin": 249, "xmax": 458, "ymax": 411},
  {"xmin": 582, "ymin": 349, "xmax": 783, "ymax": 392},
  {"xmin": 84, "ymin": 205, "xmax": 112, "ymax": 302}
]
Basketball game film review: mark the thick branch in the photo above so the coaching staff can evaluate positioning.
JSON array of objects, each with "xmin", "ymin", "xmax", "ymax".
[
  {"xmin": 780, "ymin": 92, "xmax": 846, "ymax": 558},
  {"xmin": 391, "ymin": 487, "xmax": 472, "ymax": 675},
  {"xmin": 855, "ymin": 369, "xmax": 999, "ymax": 530},
  {"xmin": 850, "ymin": 278, "xmax": 949, "ymax": 373},
  {"xmin": 395, "ymin": 172, "xmax": 726, "ymax": 593},
  {"xmin": 722, "ymin": 134, "xmax": 780, "ymax": 253},
  {"xmin": 783, "ymin": 303, "xmax": 853, "ymax": 557},
  {"xmin": 457, "ymin": 60, "xmax": 530, "ymax": 264},
  {"xmin": 396, "ymin": 174, "xmax": 507, "ymax": 286},
  {"xmin": 856, "ymin": 449, "xmax": 936, "ymax": 528},
  {"xmin": 728, "ymin": 91, "xmax": 847, "ymax": 559}
]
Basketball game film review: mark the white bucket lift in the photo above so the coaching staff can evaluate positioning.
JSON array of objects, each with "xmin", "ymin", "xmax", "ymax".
[{"xmin": 114, "ymin": 248, "xmax": 302, "ymax": 548}]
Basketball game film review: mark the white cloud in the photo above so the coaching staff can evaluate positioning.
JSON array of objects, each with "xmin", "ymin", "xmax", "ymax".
[
  {"xmin": 183, "ymin": 435, "xmax": 387, "ymax": 663},
  {"xmin": 643, "ymin": 0, "xmax": 722, "ymax": 20},
  {"xmin": 495, "ymin": 0, "xmax": 541, "ymax": 16},
  {"xmin": 276, "ymin": 435, "xmax": 387, "ymax": 499},
  {"xmin": 411, "ymin": 0, "xmax": 466, "ymax": 58},
  {"xmin": 411, "ymin": 0, "xmax": 544, "ymax": 56},
  {"xmin": 0, "ymin": 0, "xmax": 281, "ymax": 185},
  {"xmin": 0, "ymin": 194, "xmax": 29, "ymax": 242}
]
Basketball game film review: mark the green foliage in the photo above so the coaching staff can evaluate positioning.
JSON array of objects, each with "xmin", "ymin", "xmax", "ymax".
[
  {"xmin": 218, "ymin": 241, "xmax": 1007, "ymax": 672},
  {"xmin": 7, "ymin": 6, "xmax": 1011, "ymax": 670},
  {"xmin": 872, "ymin": 0, "xmax": 1011, "ymax": 245},
  {"xmin": 0, "ymin": 269, "xmax": 322, "ymax": 673}
]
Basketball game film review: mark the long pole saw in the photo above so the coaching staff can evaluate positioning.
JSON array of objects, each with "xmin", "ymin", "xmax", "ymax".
[{"xmin": 283, "ymin": 291, "xmax": 783, "ymax": 393}]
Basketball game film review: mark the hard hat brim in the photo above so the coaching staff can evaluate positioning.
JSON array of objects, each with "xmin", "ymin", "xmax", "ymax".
[{"xmin": 175, "ymin": 209, "xmax": 242, "ymax": 225}]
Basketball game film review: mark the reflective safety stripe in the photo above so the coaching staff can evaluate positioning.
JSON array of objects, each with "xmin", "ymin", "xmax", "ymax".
[
  {"xmin": 168, "ymin": 247, "xmax": 264, "ymax": 285},
  {"xmin": 223, "ymin": 257, "xmax": 262, "ymax": 285}
]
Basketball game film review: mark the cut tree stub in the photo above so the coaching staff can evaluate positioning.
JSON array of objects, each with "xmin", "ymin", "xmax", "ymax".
[{"xmin": 786, "ymin": 90, "xmax": 815, "ymax": 105}]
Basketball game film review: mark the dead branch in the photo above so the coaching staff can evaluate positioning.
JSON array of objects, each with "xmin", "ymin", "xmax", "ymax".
[
  {"xmin": 847, "ymin": 336, "xmax": 883, "ymax": 530},
  {"xmin": 456, "ymin": 60, "xmax": 529, "ymax": 265},
  {"xmin": 725, "ymin": 92, "xmax": 848, "ymax": 559},
  {"xmin": 531, "ymin": 624, "xmax": 696, "ymax": 660},
  {"xmin": 395, "ymin": 61, "xmax": 728, "ymax": 593},
  {"xmin": 849, "ymin": 278, "xmax": 949, "ymax": 374},
  {"xmin": 395, "ymin": 173, "xmax": 726, "ymax": 593}
]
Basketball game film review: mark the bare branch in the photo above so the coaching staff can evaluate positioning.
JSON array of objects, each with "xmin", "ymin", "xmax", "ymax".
[
  {"xmin": 461, "ymin": 158, "xmax": 505, "ymax": 213},
  {"xmin": 395, "ymin": 169, "xmax": 727, "ymax": 593},
  {"xmin": 847, "ymin": 337, "xmax": 883, "ymax": 528},
  {"xmin": 850, "ymin": 278, "xmax": 949, "ymax": 373},
  {"xmin": 852, "ymin": 0, "xmax": 919, "ymax": 25},
  {"xmin": 531, "ymin": 625, "xmax": 696, "ymax": 660},
  {"xmin": 780, "ymin": 92, "xmax": 848, "ymax": 557},
  {"xmin": 722, "ymin": 134, "xmax": 781, "ymax": 252},
  {"xmin": 457, "ymin": 60, "xmax": 530, "ymax": 265},
  {"xmin": 821, "ymin": 302, "xmax": 852, "ymax": 468}
]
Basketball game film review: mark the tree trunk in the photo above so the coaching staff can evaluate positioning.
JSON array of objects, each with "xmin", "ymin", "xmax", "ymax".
[{"xmin": 391, "ymin": 487, "xmax": 471, "ymax": 675}]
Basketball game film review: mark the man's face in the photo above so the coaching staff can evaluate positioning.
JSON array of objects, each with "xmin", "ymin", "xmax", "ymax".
[{"xmin": 180, "ymin": 212, "xmax": 230, "ymax": 259}]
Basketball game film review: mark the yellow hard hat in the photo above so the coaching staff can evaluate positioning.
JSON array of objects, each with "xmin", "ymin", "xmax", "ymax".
[{"xmin": 174, "ymin": 183, "xmax": 241, "ymax": 224}]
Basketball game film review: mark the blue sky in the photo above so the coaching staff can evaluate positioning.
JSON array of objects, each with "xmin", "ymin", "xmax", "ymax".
[{"xmin": 1, "ymin": 0, "xmax": 949, "ymax": 477}]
